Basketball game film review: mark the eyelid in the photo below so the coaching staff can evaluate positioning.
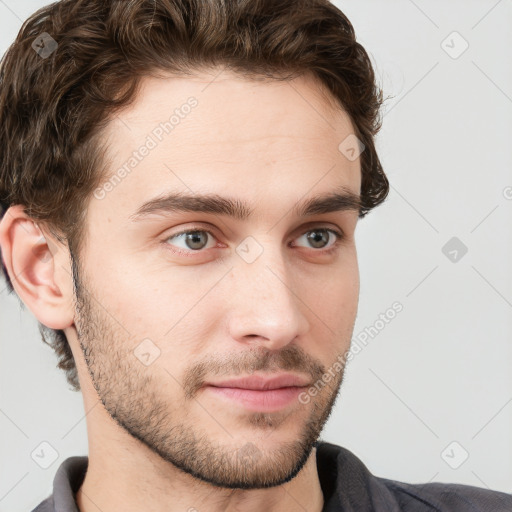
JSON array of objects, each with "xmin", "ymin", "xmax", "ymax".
[
  {"xmin": 163, "ymin": 226, "xmax": 220, "ymax": 256},
  {"xmin": 293, "ymin": 227, "xmax": 343, "ymax": 242},
  {"xmin": 162, "ymin": 223, "xmax": 344, "ymax": 256}
]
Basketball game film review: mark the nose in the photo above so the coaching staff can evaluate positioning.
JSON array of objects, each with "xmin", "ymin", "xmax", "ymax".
[{"xmin": 225, "ymin": 246, "xmax": 311, "ymax": 351}]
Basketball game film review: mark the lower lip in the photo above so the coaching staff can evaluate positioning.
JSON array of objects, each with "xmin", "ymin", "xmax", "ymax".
[{"xmin": 204, "ymin": 385, "xmax": 307, "ymax": 412}]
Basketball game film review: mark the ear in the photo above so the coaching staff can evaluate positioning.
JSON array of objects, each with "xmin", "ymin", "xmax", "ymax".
[{"xmin": 0, "ymin": 205, "xmax": 75, "ymax": 330}]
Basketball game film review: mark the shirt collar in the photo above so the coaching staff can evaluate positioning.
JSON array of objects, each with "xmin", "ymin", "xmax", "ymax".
[
  {"xmin": 43, "ymin": 442, "xmax": 395, "ymax": 512},
  {"xmin": 52, "ymin": 455, "xmax": 87, "ymax": 512}
]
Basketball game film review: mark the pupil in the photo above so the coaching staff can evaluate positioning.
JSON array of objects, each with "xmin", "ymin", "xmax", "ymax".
[
  {"xmin": 308, "ymin": 230, "xmax": 328, "ymax": 248},
  {"xmin": 186, "ymin": 232, "xmax": 207, "ymax": 250}
]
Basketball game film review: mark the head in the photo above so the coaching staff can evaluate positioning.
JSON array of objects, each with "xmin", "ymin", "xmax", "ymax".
[{"xmin": 0, "ymin": 0, "xmax": 389, "ymax": 490}]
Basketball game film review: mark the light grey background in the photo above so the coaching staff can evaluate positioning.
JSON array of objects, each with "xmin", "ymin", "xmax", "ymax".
[{"xmin": 1, "ymin": 0, "xmax": 511, "ymax": 511}]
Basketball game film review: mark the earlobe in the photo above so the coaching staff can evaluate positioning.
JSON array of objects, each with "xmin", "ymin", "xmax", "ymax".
[{"xmin": 0, "ymin": 205, "xmax": 75, "ymax": 330}]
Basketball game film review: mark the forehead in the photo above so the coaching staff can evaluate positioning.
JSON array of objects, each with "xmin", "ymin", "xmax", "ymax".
[
  {"xmin": 114, "ymin": 68, "xmax": 350, "ymax": 130},
  {"xmin": 92, "ymin": 69, "xmax": 362, "ymax": 224}
]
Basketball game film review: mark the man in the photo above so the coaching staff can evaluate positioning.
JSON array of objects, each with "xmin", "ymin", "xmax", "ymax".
[{"xmin": 0, "ymin": 0, "xmax": 510, "ymax": 511}]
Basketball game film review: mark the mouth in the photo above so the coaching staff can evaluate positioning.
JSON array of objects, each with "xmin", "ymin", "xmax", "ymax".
[
  {"xmin": 203, "ymin": 374, "xmax": 311, "ymax": 412},
  {"xmin": 205, "ymin": 373, "xmax": 312, "ymax": 390},
  {"xmin": 204, "ymin": 385, "xmax": 309, "ymax": 412}
]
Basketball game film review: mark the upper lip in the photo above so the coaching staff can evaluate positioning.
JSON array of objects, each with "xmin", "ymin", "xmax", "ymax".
[{"xmin": 206, "ymin": 373, "xmax": 311, "ymax": 390}]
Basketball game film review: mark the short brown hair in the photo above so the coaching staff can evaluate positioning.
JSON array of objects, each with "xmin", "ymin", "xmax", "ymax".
[{"xmin": 0, "ymin": 0, "xmax": 389, "ymax": 391}]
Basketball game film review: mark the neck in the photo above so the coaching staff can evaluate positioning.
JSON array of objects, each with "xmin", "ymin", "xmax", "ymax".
[{"xmin": 76, "ymin": 442, "xmax": 324, "ymax": 512}]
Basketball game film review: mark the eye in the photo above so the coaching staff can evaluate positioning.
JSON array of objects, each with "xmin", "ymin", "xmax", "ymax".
[
  {"xmin": 164, "ymin": 226, "xmax": 344, "ymax": 256},
  {"xmin": 293, "ymin": 228, "xmax": 343, "ymax": 251},
  {"xmin": 164, "ymin": 229, "xmax": 217, "ymax": 254}
]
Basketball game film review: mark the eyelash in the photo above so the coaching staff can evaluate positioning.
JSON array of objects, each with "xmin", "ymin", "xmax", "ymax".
[{"xmin": 163, "ymin": 226, "xmax": 344, "ymax": 257}]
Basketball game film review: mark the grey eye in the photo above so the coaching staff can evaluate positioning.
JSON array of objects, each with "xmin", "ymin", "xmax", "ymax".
[
  {"xmin": 166, "ymin": 230, "xmax": 215, "ymax": 251},
  {"xmin": 295, "ymin": 229, "xmax": 340, "ymax": 250}
]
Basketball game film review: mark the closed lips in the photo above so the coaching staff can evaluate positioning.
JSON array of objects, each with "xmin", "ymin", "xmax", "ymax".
[{"xmin": 206, "ymin": 374, "xmax": 311, "ymax": 390}]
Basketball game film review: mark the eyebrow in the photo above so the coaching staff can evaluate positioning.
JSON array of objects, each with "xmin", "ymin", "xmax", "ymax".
[{"xmin": 129, "ymin": 185, "xmax": 362, "ymax": 222}]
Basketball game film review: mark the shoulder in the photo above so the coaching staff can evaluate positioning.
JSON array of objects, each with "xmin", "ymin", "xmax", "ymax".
[
  {"xmin": 315, "ymin": 441, "xmax": 512, "ymax": 511},
  {"xmin": 30, "ymin": 495, "xmax": 54, "ymax": 512},
  {"xmin": 378, "ymin": 477, "xmax": 512, "ymax": 511}
]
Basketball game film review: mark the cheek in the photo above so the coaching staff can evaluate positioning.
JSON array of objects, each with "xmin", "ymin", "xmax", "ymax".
[
  {"xmin": 320, "ymin": 281, "xmax": 358, "ymax": 330},
  {"xmin": 308, "ymin": 257, "xmax": 359, "ymax": 334},
  {"xmin": 102, "ymin": 264, "xmax": 221, "ymax": 359}
]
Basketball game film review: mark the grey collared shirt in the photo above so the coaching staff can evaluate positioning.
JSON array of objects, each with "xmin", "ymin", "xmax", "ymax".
[{"xmin": 31, "ymin": 441, "xmax": 512, "ymax": 511}]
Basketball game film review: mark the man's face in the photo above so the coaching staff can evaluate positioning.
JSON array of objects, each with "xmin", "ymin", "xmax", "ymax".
[{"xmin": 71, "ymin": 69, "xmax": 361, "ymax": 489}]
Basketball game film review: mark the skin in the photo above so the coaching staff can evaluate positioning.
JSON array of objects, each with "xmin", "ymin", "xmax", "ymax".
[{"xmin": 0, "ymin": 68, "xmax": 362, "ymax": 512}]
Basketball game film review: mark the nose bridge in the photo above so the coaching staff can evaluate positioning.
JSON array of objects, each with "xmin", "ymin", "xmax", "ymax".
[{"xmin": 226, "ymin": 238, "xmax": 309, "ymax": 347}]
